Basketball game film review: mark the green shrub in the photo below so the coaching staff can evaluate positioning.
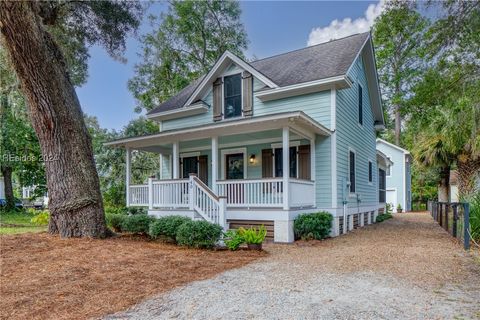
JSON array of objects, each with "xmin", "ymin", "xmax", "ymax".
[
  {"xmin": 148, "ymin": 216, "xmax": 191, "ymax": 240},
  {"xmin": 386, "ymin": 203, "xmax": 393, "ymax": 214},
  {"xmin": 121, "ymin": 214, "xmax": 155, "ymax": 234},
  {"xmin": 106, "ymin": 213, "xmax": 126, "ymax": 232},
  {"xmin": 294, "ymin": 212, "xmax": 333, "ymax": 240},
  {"xmin": 224, "ymin": 229, "xmax": 244, "ymax": 250},
  {"xmin": 238, "ymin": 226, "xmax": 266, "ymax": 244},
  {"xmin": 466, "ymin": 192, "xmax": 480, "ymax": 241},
  {"xmin": 104, "ymin": 206, "xmax": 128, "ymax": 216},
  {"xmin": 376, "ymin": 213, "xmax": 393, "ymax": 223},
  {"xmin": 128, "ymin": 207, "xmax": 147, "ymax": 215},
  {"xmin": 30, "ymin": 210, "xmax": 49, "ymax": 225},
  {"xmin": 176, "ymin": 220, "xmax": 223, "ymax": 249}
]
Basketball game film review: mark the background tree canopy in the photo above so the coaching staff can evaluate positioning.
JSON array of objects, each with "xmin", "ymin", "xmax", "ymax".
[
  {"xmin": 128, "ymin": 0, "xmax": 248, "ymax": 113},
  {"xmin": 374, "ymin": 1, "xmax": 480, "ymax": 201}
]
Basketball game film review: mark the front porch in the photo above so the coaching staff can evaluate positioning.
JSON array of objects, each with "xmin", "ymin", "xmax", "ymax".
[{"xmin": 106, "ymin": 112, "xmax": 332, "ymax": 242}]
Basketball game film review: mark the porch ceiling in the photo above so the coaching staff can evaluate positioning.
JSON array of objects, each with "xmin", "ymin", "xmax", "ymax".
[{"xmin": 105, "ymin": 111, "xmax": 331, "ymax": 152}]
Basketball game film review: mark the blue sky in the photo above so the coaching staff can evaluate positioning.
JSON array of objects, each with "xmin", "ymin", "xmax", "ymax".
[{"xmin": 77, "ymin": 1, "xmax": 380, "ymax": 130}]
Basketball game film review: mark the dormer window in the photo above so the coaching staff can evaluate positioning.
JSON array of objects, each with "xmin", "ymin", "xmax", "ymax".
[{"xmin": 224, "ymin": 74, "xmax": 242, "ymax": 119}]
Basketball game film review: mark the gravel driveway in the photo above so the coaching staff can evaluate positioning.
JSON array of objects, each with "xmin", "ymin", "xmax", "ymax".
[{"xmin": 105, "ymin": 212, "xmax": 480, "ymax": 320}]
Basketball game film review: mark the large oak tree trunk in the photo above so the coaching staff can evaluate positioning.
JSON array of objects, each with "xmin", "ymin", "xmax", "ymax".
[
  {"xmin": 0, "ymin": 2, "xmax": 108, "ymax": 237},
  {"xmin": 1, "ymin": 165, "xmax": 14, "ymax": 210}
]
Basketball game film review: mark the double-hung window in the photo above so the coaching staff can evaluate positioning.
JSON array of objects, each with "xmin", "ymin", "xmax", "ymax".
[
  {"xmin": 368, "ymin": 161, "xmax": 373, "ymax": 183},
  {"xmin": 224, "ymin": 74, "xmax": 242, "ymax": 119},
  {"xmin": 349, "ymin": 151, "xmax": 356, "ymax": 193}
]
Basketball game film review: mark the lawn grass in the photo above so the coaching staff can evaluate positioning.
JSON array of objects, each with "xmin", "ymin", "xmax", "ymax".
[{"xmin": 0, "ymin": 210, "xmax": 47, "ymax": 234}]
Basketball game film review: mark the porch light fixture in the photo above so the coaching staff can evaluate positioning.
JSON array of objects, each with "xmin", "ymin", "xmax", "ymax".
[{"xmin": 249, "ymin": 154, "xmax": 256, "ymax": 164}]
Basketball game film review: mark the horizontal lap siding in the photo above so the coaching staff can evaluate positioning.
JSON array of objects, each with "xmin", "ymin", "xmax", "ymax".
[
  {"xmin": 336, "ymin": 55, "xmax": 377, "ymax": 208},
  {"xmin": 315, "ymin": 135, "xmax": 332, "ymax": 208},
  {"xmin": 254, "ymin": 79, "xmax": 331, "ymax": 128},
  {"xmin": 162, "ymin": 67, "xmax": 332, "ymax": 131}
]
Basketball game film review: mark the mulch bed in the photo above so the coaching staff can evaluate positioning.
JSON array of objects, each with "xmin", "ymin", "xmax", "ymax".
[{"xmin": 0, "ymin": 233, "xmax": 266, "ymax": 320}]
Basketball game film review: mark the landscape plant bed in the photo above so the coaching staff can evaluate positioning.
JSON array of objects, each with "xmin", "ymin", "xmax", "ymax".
[{"xmin": 0, "ymin": 233, "xmax": 267, "ymax": 320}]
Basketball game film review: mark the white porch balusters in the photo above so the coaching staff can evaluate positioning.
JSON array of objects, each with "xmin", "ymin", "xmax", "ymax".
[
  {"xmin": 282, "ymin": 127, "xmax": 290, "ymax": 210},
  {"xmin": 172, "ymin": 141, "xmax": 179, "ymax": 179},
  {"xmin": 126, "ymin": 147, "xmax": 131, "ymax": 207},
  {"xmin": 188, "ymin": 174, "xmax": 195, "ymax": 211},
  {"xmin": 148, "ymin": 177, "xmax": 154, "ymax": 210},
  {"xmin": 211, "ymin": 136, "xmax": 218, "ymax": 194}
]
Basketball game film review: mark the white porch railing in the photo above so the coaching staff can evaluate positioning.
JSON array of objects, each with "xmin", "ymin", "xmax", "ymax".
[
  {"xmin": 289, "ymin": 179, "xmax": 316, "ymax": 207},
  {"xmin": 128, "ymin": 177, "xmax": 314, "ymax": 213},
  {"xmin": 129, "ymin": 185, "xmax": 149, "ymax": 206},
  {"xmin": 190, "ymin": 176, "xmax": 226, "ymax": 226},
  {"xmin": 217, "ymin": 178, "xmax": 284, "ymax": 207},
  {"xmin": 152, "ymin": 179, "xmax": 189, "ymax": 208}
]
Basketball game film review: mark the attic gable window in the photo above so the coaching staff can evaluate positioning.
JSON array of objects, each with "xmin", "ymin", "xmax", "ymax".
[{"xmin": 224, "ymin": 74, "xmax": 242, "ymax": 119}]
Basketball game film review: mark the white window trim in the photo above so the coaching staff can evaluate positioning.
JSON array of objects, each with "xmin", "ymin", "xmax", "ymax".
[
  {"xmin": 348, "ymin": 147, "xmax": 357, "ymax": 196},
  {"xmin": 220, "ymin": 147, "xmax": 247, "ymax": 180},
  {"xmin": 368, "ymin": 159, "xmax": 374, "ymax": 185},
  {"xmin": 358, "ymin": 83, "xmax": 364, "ymax": 127},
  {"xmin": 222, "ymin": 73, "xmax": 244, "ymax": 121}
]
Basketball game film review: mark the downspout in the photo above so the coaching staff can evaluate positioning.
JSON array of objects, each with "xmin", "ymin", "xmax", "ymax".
[{"xmin": 342, "ymin": 178, "xmax": 349, "ymax": 234}]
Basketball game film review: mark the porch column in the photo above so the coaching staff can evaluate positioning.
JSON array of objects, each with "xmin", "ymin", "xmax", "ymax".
[
  {"xmin": 172, "ymin": 141, "xmax": 179, "ymax": 179},
  {"xmin": 211, "ymin": 136, "xmax": 218, "ymax": 193},
  {"xmin": 282, "ymin": 127, "xmax": 290, "ymax": 210},
  {"xmin": 125, "ymin": 147, "xmax": 131, "ymax": 207}
]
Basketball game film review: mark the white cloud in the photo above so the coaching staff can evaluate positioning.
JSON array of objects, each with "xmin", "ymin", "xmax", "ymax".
[{"xmin": 307, "ymin": 1, "xmax": 385, "ymax": 46}]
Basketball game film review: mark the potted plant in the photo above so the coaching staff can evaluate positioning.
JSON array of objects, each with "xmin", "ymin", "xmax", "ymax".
[
  {"xmin": 238, "ymin": 225, "xmax": 267, "ymax": 250},
  {"xmin": 397, "ymin": 203, "xmax": 403, "ymax": 213}
]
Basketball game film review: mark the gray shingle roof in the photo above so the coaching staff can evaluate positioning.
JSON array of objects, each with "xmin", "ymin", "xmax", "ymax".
[{"xmin": 147, "ymin": 32, "xmax": 369, "ymax": 115}]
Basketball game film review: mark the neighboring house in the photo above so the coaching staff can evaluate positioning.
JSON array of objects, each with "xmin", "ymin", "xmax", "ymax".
[
  {"xmin": 376, "ymin": 139, "xmax": 412, "ymax": 212},
  {"xmin": 449, "ymin": 171, "xmax": 459, "ymax": 203},
  {"xmin": 0, "ymin": 177, "xmax": 4, "ymax": 199},
  {"xmin": 107, "ymin": 32, "xmax": 386, "ymax": 242},
  {"xmin": 376, "ymin": 150, "xmax": 393, "ymax": 214}
]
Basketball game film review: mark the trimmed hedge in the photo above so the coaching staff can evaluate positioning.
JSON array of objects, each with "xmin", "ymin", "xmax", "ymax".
[
  {"xmin": 121, "ymin": 214, "xmax": 155, "ymax": 234},
  {"xmin": 294, "ymin": 212, "xmax": 333, "ymax": 240},
  {"xmin": 375, "ymin": 213, "xmax": 392, "ymax": 223},
  {"xmin": 176, "ymin": 220, "xmax": 223, "ymax": 249},
  {"xmin": 149, "ymin": 216, "xmax": 191, "ymax": 240}
]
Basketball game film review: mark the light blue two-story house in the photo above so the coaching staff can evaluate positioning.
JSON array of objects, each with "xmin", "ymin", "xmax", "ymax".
[
  {"xmin": 107, "ymin": 32, "xmax": 386, "ymax": 242},
  {"xmin": 376, "ymin": 139, "xmax": 412, "ymax": 212}
]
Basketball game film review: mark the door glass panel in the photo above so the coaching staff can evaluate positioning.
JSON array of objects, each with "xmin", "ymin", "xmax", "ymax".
[{"xmin": 226, "ymin": 153, "xmax": 244, "ymax": 179}]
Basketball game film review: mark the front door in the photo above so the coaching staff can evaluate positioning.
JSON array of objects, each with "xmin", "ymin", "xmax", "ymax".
[{"xmin": 225, "ymin": 153, "xmax": 244, "ymax": 179}]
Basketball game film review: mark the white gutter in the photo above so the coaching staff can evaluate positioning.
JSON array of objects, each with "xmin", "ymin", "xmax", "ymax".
[{"xmin": 255, "ymin": 75, "xmax": 349, "ymax": 101}]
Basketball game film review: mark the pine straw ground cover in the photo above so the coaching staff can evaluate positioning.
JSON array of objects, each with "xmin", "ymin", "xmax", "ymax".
[{"xmin": 0, "ymin": 233, "xmax": 266, "ymax": 320}]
